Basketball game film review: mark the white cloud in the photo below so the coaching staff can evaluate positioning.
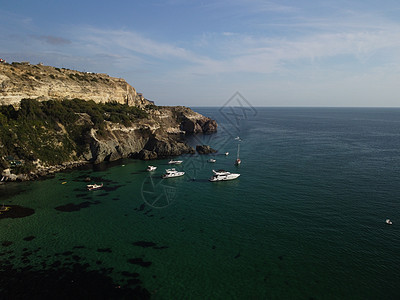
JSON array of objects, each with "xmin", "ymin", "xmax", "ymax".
[{"xmin": 63, "ymin": 15, "xmax": 400, "ymax": 84}]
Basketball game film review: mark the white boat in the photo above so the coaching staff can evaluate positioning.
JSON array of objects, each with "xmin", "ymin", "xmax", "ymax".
[
  {"xmin": 208, "ymin": 159, "xmax": 216, "ymax": 163},
  {"xmin": 146, "ymin": 165, "xmax": 157, "ymax": 171},
  {"xmin": 234, "ymin": 144, "xmax": 241, "ymax": 165},
  {"xmin": 209, "ymin": 169, "xmax": 240, "ymax": 182},
  {"xmin": 225, "ymin": 152, "xmax": 229, "ymax": 156},
  {"xmin": 168, "ymin": 159, "xmax": 183, "ymax": 165},
  {"xmin": 234, "ymin": 136, "xmax": 240, "ymax": 140},
  {"xmin": 87, "ymin": 183, "xmax": 103, "ymax": 191},
  {"xmin": 386, "ymin": 219, "xmax": 393, "ymax": 225},
  {"xmin": 162, "ymin": 168, "xmax": 185, "ymax": 178}
]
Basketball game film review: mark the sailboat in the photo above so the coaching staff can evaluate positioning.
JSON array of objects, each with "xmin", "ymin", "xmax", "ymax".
[{"xmin": 235, "ymin": 143, "xmax": 241, "ymax": 165}]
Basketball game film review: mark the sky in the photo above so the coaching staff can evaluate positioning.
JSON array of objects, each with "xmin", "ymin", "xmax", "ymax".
[{"xmin": 1, "ymin": 0, "xmax": 400, "ymax": 107}]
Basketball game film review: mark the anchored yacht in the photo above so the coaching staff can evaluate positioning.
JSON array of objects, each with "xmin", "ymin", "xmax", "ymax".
[
  {"xmin": 168, "ymin": 159, "xmax": 183, "ymax": 165},
  {"xmin": 87, "ymin": 183, "xmax": 103, "ymax": 191},
  {"xmin": 146, "ymin": 166, "xmax": 157, "ymax": 171},
  {"xmin": 162, "ymin": 168, "xmax": 185, "ymax": 178},
  {"xmin": 209, "ymin": 170, "xmax": 240, "ymax": 182}
]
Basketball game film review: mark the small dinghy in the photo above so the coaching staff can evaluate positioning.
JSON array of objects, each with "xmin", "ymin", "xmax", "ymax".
[{"xmin": 386, "ymin": 219, "xmax": 393, "ymax": 225}]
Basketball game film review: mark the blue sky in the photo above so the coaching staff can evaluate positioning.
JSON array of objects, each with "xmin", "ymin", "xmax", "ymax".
[{"xmin": 1, "ymin": 0, "xmax": 400, "ymax": 107}]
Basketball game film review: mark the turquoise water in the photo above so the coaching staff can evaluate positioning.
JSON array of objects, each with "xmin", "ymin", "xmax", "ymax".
[{"xmin": 1, "ymin": 108, "xmax": 400, "ymax": 299}]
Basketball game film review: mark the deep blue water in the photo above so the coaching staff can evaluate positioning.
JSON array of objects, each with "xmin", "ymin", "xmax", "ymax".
[{"xmin": 1, "ymin": 107, "xmax": 400, "ymax": 299}]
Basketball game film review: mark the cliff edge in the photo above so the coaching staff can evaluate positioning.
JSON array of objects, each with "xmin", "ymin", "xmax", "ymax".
[{"xmin": 0, "ymin": 62, "xmax": 149, "ymax": 107}]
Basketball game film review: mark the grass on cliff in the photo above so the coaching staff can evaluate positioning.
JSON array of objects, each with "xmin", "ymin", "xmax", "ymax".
[{"xmin": 0, "ymin": 98, "xmax": 148, "ymax": 172}]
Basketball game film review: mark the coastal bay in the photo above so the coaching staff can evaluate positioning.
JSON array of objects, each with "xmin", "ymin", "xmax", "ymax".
[{"xmin": 1, "ymin": 108, "xmax": 399, "ymax": 298}]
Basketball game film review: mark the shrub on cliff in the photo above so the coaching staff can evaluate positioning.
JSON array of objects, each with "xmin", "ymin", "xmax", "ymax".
[{"xmin": 0, "ymin": 98, "xmax": 148, "ymax": 168}]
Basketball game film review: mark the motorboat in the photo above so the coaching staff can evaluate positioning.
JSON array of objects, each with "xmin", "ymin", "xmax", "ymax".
[
  {"xmin": 225, "ymin": 152, "xmax": 229, "ymax": 156},
  {"xmin": 209, "ymin": 169, "xmax": 240, "ymax": 182},
  {"xmin": 162, "ymin": 168, "xmax": 185, "ymax": 178},
  {"xmin": 168, "ymin": 159, "xmax": 183, "ymax": 165},
  {"xmin": 208, "ymin": 159, "xmax": 216, "ymax": 163},
  {"xmin": 234, "ymin": 136, "xmax": 240, "ymax": 140},
  {"xmin": 386, "ymin": 219, "xmax": 393, "ymax": 225},
  {"xmin": 146, "ymin": 165, "xmax": 157, "ymax": 171},
  {"xmin": 87, "ymin": 183, "xmax": 103, "ymax": 191},
  {"xmin": 234, "ymin": 144, "xmax": 241, "ymax": 165}
]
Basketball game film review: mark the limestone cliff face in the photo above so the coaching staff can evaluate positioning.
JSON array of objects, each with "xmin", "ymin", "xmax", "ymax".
[
  {"xmin": 85, "ymin": 106, "xmax": 217, "ymax": 163},
  {"xmin": 0, "ymin": 62, "xmax": 150, "ymax": 107}
]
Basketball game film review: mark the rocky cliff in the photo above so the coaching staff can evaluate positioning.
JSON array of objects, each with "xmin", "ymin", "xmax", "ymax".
[
  {"xmin": 0, "ymin": 62, "xmax": 150, "ymax": 108},
  {"xmin": 84, "ymin": 105, "xmax": 217, "ymax": 164},
  {"xmin": 0, "ymin": 62, "xmax": 218, "ymax": 181}
]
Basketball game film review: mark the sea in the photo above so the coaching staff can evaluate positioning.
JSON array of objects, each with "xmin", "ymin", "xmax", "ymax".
[{"xmin": 1, "ymin": 107, "xmax": 400, "ymax": 299}]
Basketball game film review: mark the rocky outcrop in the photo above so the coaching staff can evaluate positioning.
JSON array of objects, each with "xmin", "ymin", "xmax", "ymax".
[
  {"xmin": 82, "ymin": 108, "xmax": 210, "ymax": 163},
  {"xmin": 86, "ymin": 128, "xmax": 195, "ymax": 163},
  {"xmin": 0, "ymin": 62, "xmax": 218, "ymax": 182},
  {"xmin": 196, "ymin": 145, "xmax": 217, "ymax": 154},
  {"xmin": 86, "ymin": 127, "xmax": 149, "ymax": 164},
  {"xmin": 143, "ymin": 137, "xmax": 195, "ymax": 157},
  {"xmin": 0, "ymin": 62, "xmax": 151, "ymax": 108},
  {"xmin": 175, "ymin": 107, "xmax": 218, "ymax": 134},
  {"xmin": 135, "ymin": 149, "xmax": 158, "ymax": 160}
]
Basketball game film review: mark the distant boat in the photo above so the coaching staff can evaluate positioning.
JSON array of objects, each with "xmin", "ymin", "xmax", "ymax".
[
  {"xmin": 162, "ymin": 168, "xmax": 185, "ymax": 178},
  {"xmin": 208, "ymin": 158, "xmax": 216, "ymax": 163},
  {"xmin": 168, "ymin": 159, "xmax": 183, "ymax": 165},
  {"xmin": 234, "ymin": 136, "xmax": 240, "ymax": 140},
  {"xmin": 386, "ymin": 219, "xmax": 393, "ymax": 225},
  {"xmin": 87, "ymin": 183, "xmax": 103, "ymax": 191},
  {"xmin": 209, "ymin": 170, "xmax": 240, "ymax": 182},
  {"xmin": 146, "ymin": 166, "xmax": 157, "ymax": 171},
  {"xmin": 225, "ymin": 152, "xmax": 229, "ymax": 156},
  {"xmin": 235, "ymin": 144, "xmax": 241, "ymax": 165}
]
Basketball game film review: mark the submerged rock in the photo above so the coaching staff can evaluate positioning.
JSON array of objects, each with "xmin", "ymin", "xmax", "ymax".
[{"xmin": 0, "ymin": 205, "xmax": 35, "ymax": 220}]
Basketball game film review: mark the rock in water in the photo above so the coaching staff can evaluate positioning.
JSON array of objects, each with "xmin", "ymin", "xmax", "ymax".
[{"xmin": 196, "ymin": 145, "xmax": 217, "ymax": 154}]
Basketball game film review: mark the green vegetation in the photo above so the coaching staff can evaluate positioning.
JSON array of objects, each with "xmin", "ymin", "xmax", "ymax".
[
  {"xmin": 0, "ymin": 98, "xmax": 148, "ymax": 172},
  {"xmin": 145, "ymin": 104, "xmax": 158, "ymax": 110}
]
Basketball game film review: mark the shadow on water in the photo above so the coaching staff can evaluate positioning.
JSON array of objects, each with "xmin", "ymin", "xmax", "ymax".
[{"xmin": 0, "ymin": 262, "xmax": 150, "ymax": 299}]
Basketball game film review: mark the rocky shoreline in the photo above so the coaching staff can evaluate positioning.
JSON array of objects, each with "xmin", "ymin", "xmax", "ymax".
[
  {"xmin": 1, "ymin": 141, "xmax": 219, "ymax": 183},
  {"xmin": 1, "ymin": 161, "xmax": 89, "ymax": 182}
]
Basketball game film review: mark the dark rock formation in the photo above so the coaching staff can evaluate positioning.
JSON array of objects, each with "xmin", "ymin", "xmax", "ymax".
[
  {"xmin": 134, "ymin": 149, "xmax": 158, "ymax": 161},
  {"xmin": 180, "ymin": 117, "xmax": 218, "ymax": 134},
  {"xmin": 196, "ymin": 145, "xmax": 217, "ymax": 154},
  {"xmin": 144, "ymin": 137, "xmax": 195, "ymax": 157},
  {"xmin": 0, "ymin": 205, "xmax": 35, "ymax": 220}
]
